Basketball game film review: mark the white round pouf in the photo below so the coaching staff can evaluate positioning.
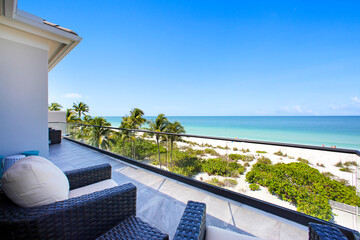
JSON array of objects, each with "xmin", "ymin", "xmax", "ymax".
[{"xmin": 3, "ymin": 155, "xmax": 26, "ymax": 173}]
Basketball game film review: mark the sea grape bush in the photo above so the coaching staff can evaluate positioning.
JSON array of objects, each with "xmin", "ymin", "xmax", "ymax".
[
  {"xmin": 229, "ymin": 154, "xmax": 255, "ymax": 162},
  {"xmin": 245, "ymin": 158, "xmax": 360, "ymax": 220},
  {"xmin": 202, "ymin": 158, "xmax": 244, "ymax": 177}
]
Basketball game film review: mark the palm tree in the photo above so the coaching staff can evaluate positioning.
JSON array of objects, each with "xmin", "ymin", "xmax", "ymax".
[
  {"xmin": 166, "ymin": 121, "xmax": 185, "ymax": 168},
  {"xmin": 88, "ymin": 117, "xmax": 114, "ymax": 150},
  {"xmin": 75, "ymin": 115, "xmax": 92, "ymax": 142},
  {"xmin": 147, "ymin": 113, "xmax": 169, "ymax": 169},
  {"xmin": 73, "ymin": 102, "xmax": 89, "ymax": 119},
  {"xmin": 117, "ymin": 119, "xmax": 132, "ymax": 156},
  {"xmin": 66, "ymin": 109, "xmax": 79, "ymax": 123},
  {"xmin": 48, "ymin": 102, "xmax": 63, "ymax": 111},
  {"xmin": 128, "ymin": 108, "xmax": 146, "ymax": 129}
]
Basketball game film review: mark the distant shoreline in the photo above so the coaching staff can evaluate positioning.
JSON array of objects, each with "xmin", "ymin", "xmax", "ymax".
[{"xmin": 103, "ymin": 116, "xmax": 360, "ymax": 150}]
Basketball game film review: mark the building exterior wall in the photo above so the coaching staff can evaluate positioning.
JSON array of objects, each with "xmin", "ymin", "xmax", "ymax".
[
  {"xmin": 0, "ymin": 37, "xmax": 49, "ymax": 157},
  {"xmin": 48, "ymin": 111, "xmax": 66, "ymax": 123}
]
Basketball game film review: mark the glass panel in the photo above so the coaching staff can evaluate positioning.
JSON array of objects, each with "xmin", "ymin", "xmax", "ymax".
[{"xmin": 54, "ymin": 122, "xmax": 360, "ymax": 230}]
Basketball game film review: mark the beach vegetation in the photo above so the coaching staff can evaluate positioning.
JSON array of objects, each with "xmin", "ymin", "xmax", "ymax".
[
  {"xmin": 297, "ymin": 157, "xmax": 310, "ymax": 164},
  {"xmin": 339, "ymin": 167, "xmax": 353, "ymax": 173},
  {"xmin": 245, "ymin": 160, "xmax": 360, "ymax": 221},
  {"xmin": 169, "ymin": 152, "xmax": 202, "ymax": 177},
  {"xmin": 322, "ymin": 172, "xmax": 335, "ymax": 178},
  {"xmin": 249, "ymin": 183, "xmax": 260, "ymax": 191},
  {"xmin": 256, "ymin": 151, "xmax": 267, "ymax": 154},
  {"xmin": 166, "ymin": 121, "xmax": 186, "ymax": 168},
  {"xmin": 66, "ymin": 108, "xmax": 80, "ymax": 123},
  {"xmin": 316, "ymin": 163, "xmax": 325, "ymax": 167},
  {"xmin": 233, "ymin": 147, "xmax": 238, "ymax": 151},
  {"xmin": 241, "ymin": 148, "xmax": 250, "ymax": 153},
  {"xmin": 274, "ymin": 151, "xmax": 287, "ymax": 157},
  {"xmin": 202, "ymin": 158, "xmax": 244, "ymax": 177},
  {"xmin": 228, "ymin": 154, "xmax": 255, "ymax": 162},
  {"xmin": 344, "ymin": 161, "xmax": 357, "ymax": 167},
  {"xmin": 204, "ymin": 148, "xmax": 218, "ymax": 155},
  {"xmin": 146, "ymin": 113, "xmax": 169, "ymax": 169},
  {"xmin": 48, "ymin": 102, "xmax": 63, "ymax": 111},
  {"xmin": 335, "ymin": 161, "xmax": 343, "ymax": 167},
  {"xmin": 288, "ymin": 156, "xmax": 295, "ymax": 159},
  {"xmin": 206, "ymin": 178, "xmax": 225, "ymax": 187},
  {"xmin": 224, "ymin": 179, "xmax": 238, "ymax": 187},
  {"xmin": 73, "ymin": 102, "xmax": 89, "ymax": 119},
  {"xmin": 87, "ymin": 117, "xmax": 114, "ymax": 150}
]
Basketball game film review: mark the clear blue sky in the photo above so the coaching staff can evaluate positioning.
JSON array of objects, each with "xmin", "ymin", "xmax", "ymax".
[{"xmin": 20, "ymin": 1, "xmax": 360, "ymax": 116}]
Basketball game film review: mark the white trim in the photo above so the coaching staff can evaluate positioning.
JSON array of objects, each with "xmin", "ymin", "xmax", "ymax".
[
  {"xmin": 0, "ymin": 23, "xmax": 49, "ymax": 51},
  {"xmin": 15, "ymin": 11, "xmax": 81, "ymax": 42},
  {"xmin": 48, "ymin": 40, "xmax": 79, "ymax": 71}
]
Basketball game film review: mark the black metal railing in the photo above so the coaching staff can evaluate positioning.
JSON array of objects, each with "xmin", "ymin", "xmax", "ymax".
[{"xmin": 49, "ymin": 121, "xmax": 360, "ymax": 239}]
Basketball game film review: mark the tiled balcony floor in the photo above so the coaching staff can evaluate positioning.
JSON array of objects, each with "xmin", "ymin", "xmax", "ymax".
[{"xmin": 49, "ymin": 139, "xmax": 308, "ymax": 240}]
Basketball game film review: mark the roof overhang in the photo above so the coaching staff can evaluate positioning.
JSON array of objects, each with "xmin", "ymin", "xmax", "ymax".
[{"xmin": 0, "ymin": 0, "xmax": 82, "ymax": 71}]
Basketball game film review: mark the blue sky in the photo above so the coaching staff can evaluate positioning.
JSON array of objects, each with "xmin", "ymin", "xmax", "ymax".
[{"xmin": 20, "ymin": 1, "xmax": 360, "ymax": 116}]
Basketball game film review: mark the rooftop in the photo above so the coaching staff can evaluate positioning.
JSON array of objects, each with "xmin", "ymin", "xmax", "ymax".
[{"xmin": 49, "ymin": 139, "xmax": 308, "ymax": 240}]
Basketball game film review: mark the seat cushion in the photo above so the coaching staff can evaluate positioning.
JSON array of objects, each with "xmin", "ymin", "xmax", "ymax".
[
  {"xmin": 206, "ymin": 226, "xmax": 261, "ymax": 240},
  {"xmin": 69, "ymin": 179, "xmax": 118, "ymax": 199},
  {"xmin": 1, "ymin": 156, "xmax": 69, "ymax": 207}
]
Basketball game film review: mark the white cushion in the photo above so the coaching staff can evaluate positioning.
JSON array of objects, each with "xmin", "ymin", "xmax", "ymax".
[
  {"xmin": 69, "ymin": 179, "xmax": 118, "ymax": 199},
  {"xmin": 206, "ymin": 226, "xmax": 261, "ymax": 240},
  {"xmin": 1, "ymin": 156, "xmax": 69, "ymax": 207}
]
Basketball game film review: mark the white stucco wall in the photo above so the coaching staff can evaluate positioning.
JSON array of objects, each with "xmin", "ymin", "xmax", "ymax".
[
  {"xmin": 48, "ymin": 111, "xmax": 66, "ymax": 123},
  {"xmin": 0, "ymin": 37, "xmax": 49, "ymax": 157}
]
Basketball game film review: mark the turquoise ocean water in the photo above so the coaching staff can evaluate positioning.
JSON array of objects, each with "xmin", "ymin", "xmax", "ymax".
[{"xmin": 103, "ymin": 116, "xmax": 360, "ymax": 150}]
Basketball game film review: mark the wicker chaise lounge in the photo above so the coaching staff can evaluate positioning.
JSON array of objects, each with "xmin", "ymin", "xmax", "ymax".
[{"xmin": 0, "ymin": 163, "xmax": 167, "ymax": 240}]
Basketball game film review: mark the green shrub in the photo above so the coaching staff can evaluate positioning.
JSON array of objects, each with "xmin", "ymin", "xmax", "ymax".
[
  {"xmin": 216, "ymin": 145, "xmax": 225, "ymax": 149},
  {"xmin": 224, "ymin": 179, "xmax": 238, "ymax": 187},
  {"xmin": 244, "ymin": 162, "xmax": 250, "ymax": 167},
  {"xmin": 202, "ymin": 158, "xmax": 244, "ymax": 177},
  {"xmin": 204, "ymin": 148, "xmax": 218, "ymax": 155},
  {"xmin": 297, "ymin": 157, "xmax": 310, "ymax": 164},
  {"xmin": 257, "ymin": 156, "xmax": 272, "ymax": 165},
  {"xmin": 233, "ymin": 147, "xmax": 238, "ymax": 151},
  {"xmin": 249, "ymin": 183, "xmax": 260, "ymax": 191},
  {"xmin": 288, "ymin": 156, "xmax": 295, "ymax": 159},
  {"xmin": 335, "ymin": 161, "xmax": 343, "ymax": 167},
  {"xmin": 206, "ymin": 178, "xmax": 225, "ymax": 187},
  {"xmin": 245, "ymin": 160, "xmax": 360, "ymax": 221},
  {"xmin": 316, "ymin": 163, "xmax": 325, "ymax": 167},
  {"xmin": 169, "ymin": 151, "xmax": 202, "ymax": 177},
  {"xmin": 344, "ymin": 161, "xmax": 357, "ymax": 167},
  {"xmin": 322, "ymin": 172, "xmax": 335, "ymax": 178},
  {"xmin": 256, "ymin": 150, "xmax": 267, "ymax": 154},
  {"xmin": 274, "ymin": 151, "xmax": 287, "ymax": 157},
  {"xmin": 340, "ymin": 167, "xmax": 353, "ymax": 173},
  {"xmin": 241, "ymin": 148, "xmax": 250, "ymax": 153},
  {"xmin": 228, "ymin": 154, "xmax": 255, "ymax": 162}
]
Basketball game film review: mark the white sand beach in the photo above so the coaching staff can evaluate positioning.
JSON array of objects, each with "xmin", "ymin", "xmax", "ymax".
[{"xmin": 174, "ymin": 137, "xmax": 359, "ymax": 229}]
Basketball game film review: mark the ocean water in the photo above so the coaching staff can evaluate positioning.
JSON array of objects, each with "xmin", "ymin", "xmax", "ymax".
[{"xmin": 103, "ymin": 116, "xmax": 360, "ymax": 150}]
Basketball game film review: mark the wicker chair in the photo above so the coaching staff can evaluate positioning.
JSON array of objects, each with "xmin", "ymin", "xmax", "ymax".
[
  {"xmin": 0, "ymin": 164, "xmax": 137, "ymax": 240},
  {"xmin": 174, "ymin": 201, "xmax": 360, "ymax": 240},
  {"xmin": 174, "ymin": 201, "xmax": 207, "ymax": 240}
]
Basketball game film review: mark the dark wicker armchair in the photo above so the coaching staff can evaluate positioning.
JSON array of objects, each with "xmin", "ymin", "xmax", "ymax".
[
  {"xmin": 174, "ymin": 201, "xmax": 207, "ymax": 240},
  {"xmin": 0, "ymin": 164, "xmax": 137, "ymax": 240},
  {"xmin": 174, "ymin": 201, "xmax": 360, "ymax": 240}
]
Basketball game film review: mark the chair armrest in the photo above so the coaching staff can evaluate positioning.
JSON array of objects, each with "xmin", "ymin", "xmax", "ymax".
[
  {"xmin": 309, "ymin": 223, "xmax": 348, "ymax": 240},
  {"xmin": 65, "ymin": 163, "xmax": 112, "ymax": 190},
  {"xmin": 0, "ymin": 183, "xmax": 136, "ymax": 240},
  {"xmin": 174, "ymin": 201, "xmax": 206, "ymax": 240}
]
